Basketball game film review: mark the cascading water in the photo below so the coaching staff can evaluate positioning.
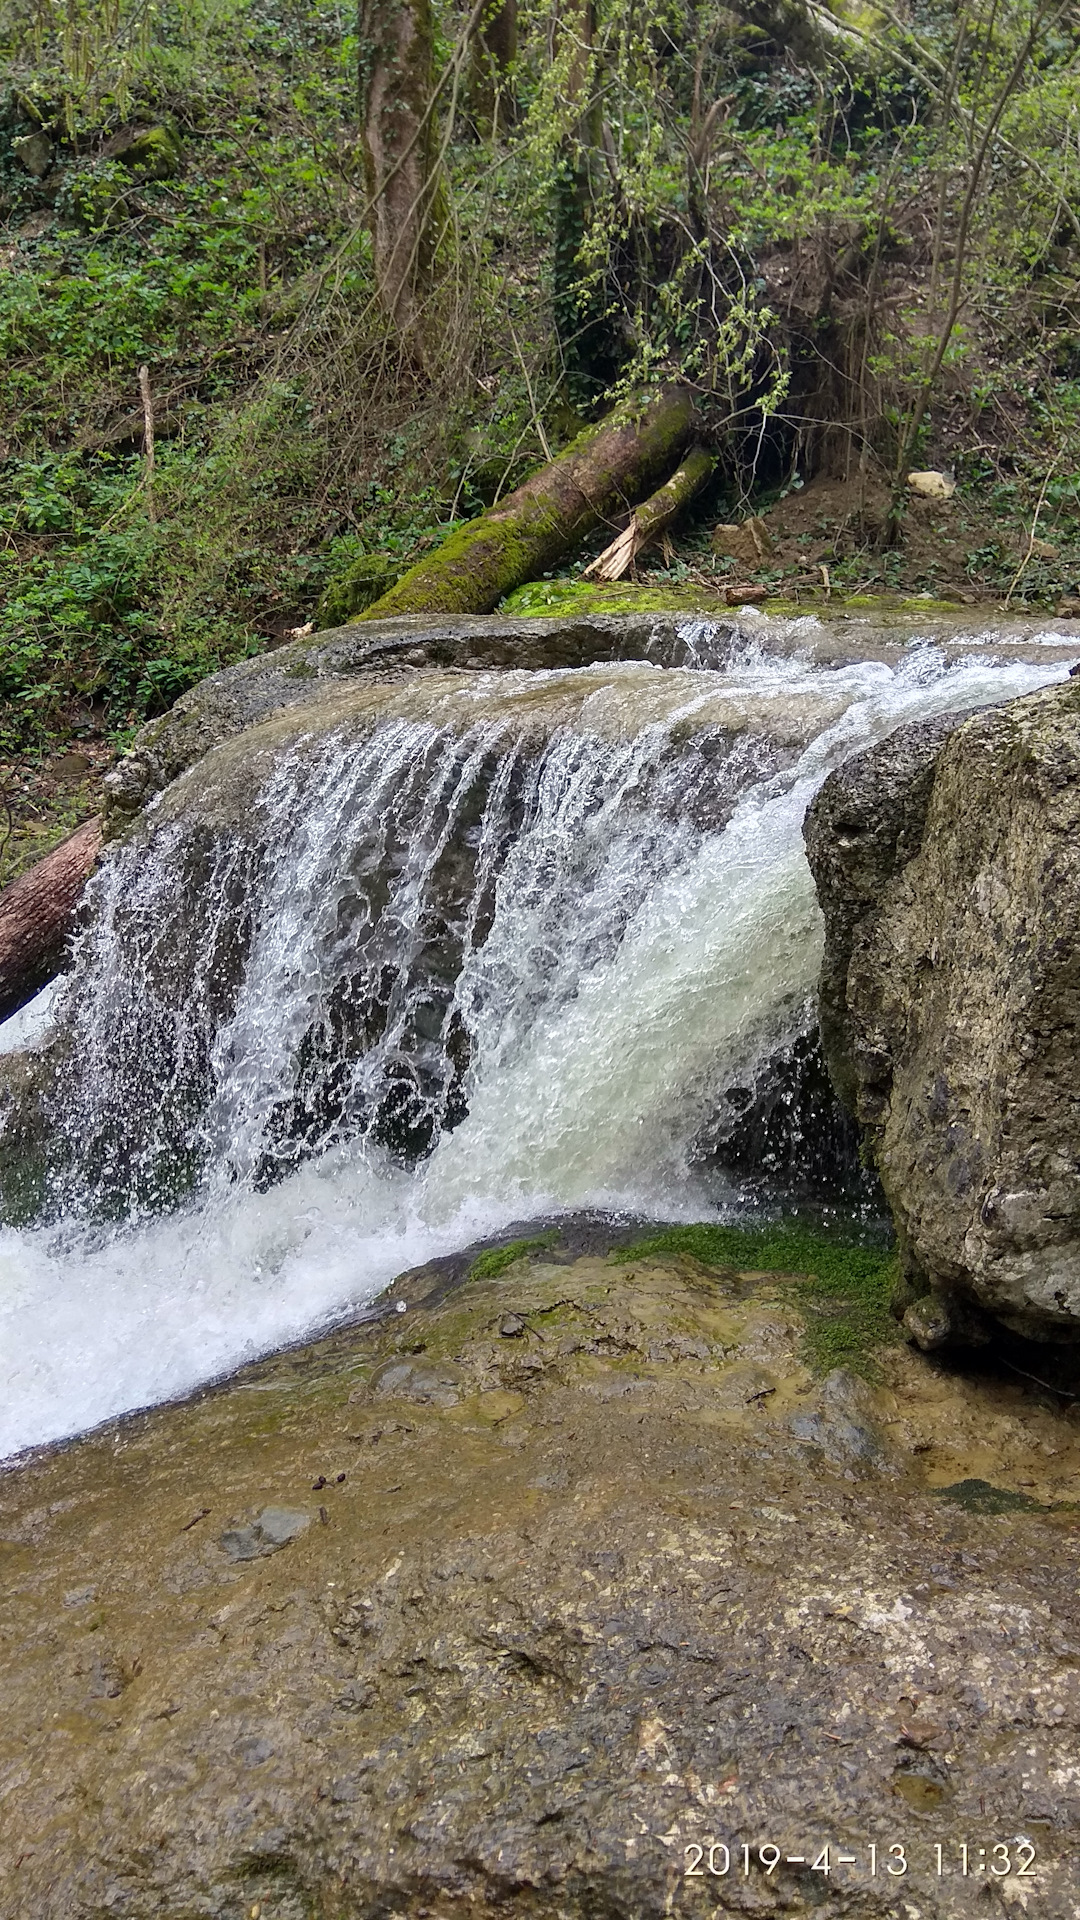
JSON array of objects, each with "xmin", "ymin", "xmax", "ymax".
[{"xmin": 0, "ymin": 621, "xmax": 1072, "ymax": 1458}]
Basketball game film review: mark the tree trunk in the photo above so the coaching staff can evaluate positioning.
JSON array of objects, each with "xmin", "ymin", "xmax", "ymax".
[
  {"xmin": 470, "ymin": 0, "xmax": 517, "ymax": 130},
  {"xmin": 583, "ymin": 445, "xmax": 715, "ymax": 580},
  {"xmin": 482, "ymin": 0, "xmax": 516, "ymax": 73},
  {"xmin": 358, "ymin": 382, "xmax": 699, "ymax": 619},
  {"xmin": 0, "ymin": 817, "xmax": 102, "ymax": 1025},
  {"xmin": 552, "ymin": 0, "xmax": 609, "ymax": 398},
  {"xmin": 359, "ymin": 0, "xmax": 441, "ymax": 336}
]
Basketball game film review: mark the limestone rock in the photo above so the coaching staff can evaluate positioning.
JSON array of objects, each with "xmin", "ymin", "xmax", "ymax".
[
  {"xmin": 5, "ymin": 1230, "xmax": 1080, "ymax": 1917},
  {"xmin": 710, "ymin": 514, "xmax": 774, "ymax": 567},
  {"xmin": 100, "ymin": 611, "xmax": 1080, "ymax": 838},
  {"xmin": 13, "ymin": 130, "xmax": 52, "ymax": 177},
  {"xmin": 220, "ymin": 1505, "xmax": 311, "ymax": 1562},
  {"xmin": 907, "ymin": 469, "xmax": 956, "ymax": 500},
  {"xmin": 805, "ymin": 680, "xmax": 1080, "ymax": 1340},
  {"xmin": 802, "ymin": 711, "xmax": 968, "ymax": 1112},
  {"xmin": 106, "ymin": 122, "xmax": 183, "ymax": 178}
]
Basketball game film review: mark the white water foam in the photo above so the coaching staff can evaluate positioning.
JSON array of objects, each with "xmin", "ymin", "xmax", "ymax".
[{"xmin": 0, "ymin": 637, "xmax": 1070, "ymax": 1459}]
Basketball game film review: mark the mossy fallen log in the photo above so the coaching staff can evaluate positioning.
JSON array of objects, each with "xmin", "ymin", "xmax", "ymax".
[
  {"xmin": 582, "ymin": 443, "xmax": 715, "ymax": 582},
  {"xmin": 0, "ymin": 816, "xmax": 102, "ymax": 1024},
  {"xmin": 358, "ymin": 382, "xmax": 699, "ymax": 620}
]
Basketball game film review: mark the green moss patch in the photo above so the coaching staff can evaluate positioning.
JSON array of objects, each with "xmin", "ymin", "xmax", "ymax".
[
  {"xmin": 318, "ymin": 554, "xmax": 402, "ymax": 626},
  {"xmin": 611, "ymin": 1221, "xmax": 899, "ymax": 1376},
  {"xmin": 466, "ymin": 1231, "xmax": 560, "ymax": 1284},
  {"xmin": 500, "ymin": 579, "xmax": 740, "ymax": 617}
]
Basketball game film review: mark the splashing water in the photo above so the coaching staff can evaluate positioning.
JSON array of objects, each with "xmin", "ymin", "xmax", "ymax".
[{"xmin": 0, "ymin": 630, "xmax": 1070, "ymax": 1457}]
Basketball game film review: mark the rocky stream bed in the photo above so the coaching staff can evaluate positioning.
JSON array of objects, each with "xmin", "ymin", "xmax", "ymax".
[{"xmin": 3, "ymin": 1222, "xmax": 1080, "ymax": 1920}]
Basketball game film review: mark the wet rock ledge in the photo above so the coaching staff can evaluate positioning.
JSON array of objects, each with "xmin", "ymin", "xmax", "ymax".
[{"xmin": 3, "ymin": 1223, "xmax": 1080, "ymax": 1918}]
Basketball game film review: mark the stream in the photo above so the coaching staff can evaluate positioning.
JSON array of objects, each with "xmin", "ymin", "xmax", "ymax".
[{"xmin": 0, "ymin": 611, "xmax": 1074, "ymax": 1459}]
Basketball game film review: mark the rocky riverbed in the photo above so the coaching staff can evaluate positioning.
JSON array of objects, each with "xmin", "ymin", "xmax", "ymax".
[{"xmin": 4, "ymin": 1221, "xmax": 1079, "ymax": 1919}]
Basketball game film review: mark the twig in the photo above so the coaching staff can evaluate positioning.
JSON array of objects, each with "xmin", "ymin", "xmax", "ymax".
[
  {"xmin": 506, "ymin": 315, "xmax": 552, "ymax": 464},
  {"xmin": 1004, "ymin": 461, "xmax": 1057, "ymax": 607},
  {"xmin": 999, "ymin": 1357, "xmax": 1080, "ymax": 1400},
  {"xmin": 138, "ymin": 364, "xmax": 155, "ymax": 521}
]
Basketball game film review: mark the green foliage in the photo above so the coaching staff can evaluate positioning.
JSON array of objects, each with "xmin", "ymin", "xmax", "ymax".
[
  {"xmin": 3, "ymin": 0, "xmax": 1080, "ymax": 796},
  {"xmin": 611, "ymin": 1222, "xmax": 899, "ymax": 1375}
]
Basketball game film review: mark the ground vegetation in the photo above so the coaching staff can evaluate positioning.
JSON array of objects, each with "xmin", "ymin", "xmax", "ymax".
[{"xmin": 5, "ymin": 0, "xmax": 1080, "ymax": 874}]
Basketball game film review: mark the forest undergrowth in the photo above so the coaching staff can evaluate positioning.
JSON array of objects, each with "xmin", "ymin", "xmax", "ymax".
[{"xmin": 5, "ymin": 0, "xmax": 1080, "ymax": 881}]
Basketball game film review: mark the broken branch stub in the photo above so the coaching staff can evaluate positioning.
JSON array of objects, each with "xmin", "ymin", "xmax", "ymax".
[{"xmin": 583, "ymin": 443, "xmax": 715, "ymax": 582}]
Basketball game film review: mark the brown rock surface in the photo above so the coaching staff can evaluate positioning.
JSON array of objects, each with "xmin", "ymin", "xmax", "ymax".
[
  {"xmin": 3, "ymin": 1230, "xmax": 1080, "ymax": 1917},
  {"xmin": 805, "ymin": 680, "xmax": 1080, "ymax": 1340}
]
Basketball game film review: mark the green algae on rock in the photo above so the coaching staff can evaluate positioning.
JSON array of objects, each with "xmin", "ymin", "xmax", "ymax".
[
  {"xmin": 611, "ymin": 1220, "xmax": 900, "ymax": 1376},
  {"xmin": 500, "ymin": 576, "xmax": 737, "ymax": 617}
]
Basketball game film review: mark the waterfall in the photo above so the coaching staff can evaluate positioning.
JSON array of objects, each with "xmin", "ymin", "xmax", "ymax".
[{"xmin": 0, "ymin": 630, "xmax": 1070, "ymax": 1458}]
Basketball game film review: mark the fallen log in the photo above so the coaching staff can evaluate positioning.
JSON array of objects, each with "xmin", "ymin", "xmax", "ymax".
[
  {"xmin": 1, "ymin": 389, "xmax": 699, "ymax": 1014},
  {"xmin": 583, "ymin": 444, "xmax": 715, "ymax": 582},
  {"xmin": 359, "ymin": 382, "xmax": 698, "ymax": 619},
  {"xmin": 0, "ymin": 816, "xmax": 102, "ymax": 1025}
]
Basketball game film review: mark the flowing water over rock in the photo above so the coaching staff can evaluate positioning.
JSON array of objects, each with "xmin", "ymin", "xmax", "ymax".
[{"xmin": 1, "ymin": 615, "xmax": 1076, "ymax": 1458}]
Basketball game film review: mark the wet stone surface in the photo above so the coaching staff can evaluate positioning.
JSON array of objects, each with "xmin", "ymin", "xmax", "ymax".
[{"xmin": 2, "ymin": 1230, "xmax": 1080, "ymax": 1917}]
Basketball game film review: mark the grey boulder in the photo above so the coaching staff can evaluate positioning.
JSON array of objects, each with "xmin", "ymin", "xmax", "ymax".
[{"xmin": 804, "ymin": 679, "xmax": 1080, "ymax": 1341}]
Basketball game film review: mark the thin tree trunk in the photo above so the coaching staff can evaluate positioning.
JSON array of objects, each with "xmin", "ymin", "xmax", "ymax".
[
  {"xmin": 470, "ymin": 0, "xmax": 517, "ymax": 129},
  {"xmin": 888, "ymin": 0, "xmax": 1066, "ymax": 528},
  {"xmin": 358, "ymin": 383, "xmax": 699, "ymax": 619},
  {"xmin": 138, "ymin": 362, "xmax": 155, "ymax": 520},
  {"xmin": 359, "ymin": 0, "xmax": 441, "ymax": 336},
  {"xmin": 0, "ymin": 817, "xmax": 102, "ymax": 1024},
  {"xmin": 553, "ymin": 0, "xmax": 607, "ymax": 395},
  {"xmin": 583, "ymin": 445, "xmax": 714, "ymax": 580}
]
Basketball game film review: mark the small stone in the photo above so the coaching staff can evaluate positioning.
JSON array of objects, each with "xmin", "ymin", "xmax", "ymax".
[
  {"xmin": 220, "ymin": 1505, "xmax": 310, "ymax": 1561},
  {"xmin": 906, "ymin": 469, "xmax": 956, "ymax": 500},
  {"xmin": 369, "ymin": 1356, "xmax": 463, "ymax": 1408},
  {"xmin": 335, "ymin": 1679, "xmax": 375, "ymax": 1713},
  {"xmin": 54, "ymin": 751, "xmax": 92, "ymax": 778},
  {"xmin": 903, "ymin": 1292, "xmax": 991, "ymax": 1353},
  {"xmin": 711, "ymin": 516, "xmax": 774, "ymax": 567},
  {"xmin": 499, "ymin": 1313, "xmax": 526, "ymax": 1337},
  {"xmin": 13, "ymin": 131, "xmax": 52, "ymax": 177},
  {"xmin": 87, "ymin": 1654, "xmax": 124, "ymax": 1699},
  {"xmin": 257, "ymin": 1505, "xmax": 311, "ymax": 1545}
]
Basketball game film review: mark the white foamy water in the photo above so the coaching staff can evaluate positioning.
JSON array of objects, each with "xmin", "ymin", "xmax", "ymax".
[{"xmin": 0, "ymin": 631, "xmax": 1070, "ymax": 1458}]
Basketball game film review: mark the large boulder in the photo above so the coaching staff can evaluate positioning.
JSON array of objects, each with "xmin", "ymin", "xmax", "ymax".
[{"xmin": 804, "ymin": 678, "xmax": 1080, "ymax": 1342}]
